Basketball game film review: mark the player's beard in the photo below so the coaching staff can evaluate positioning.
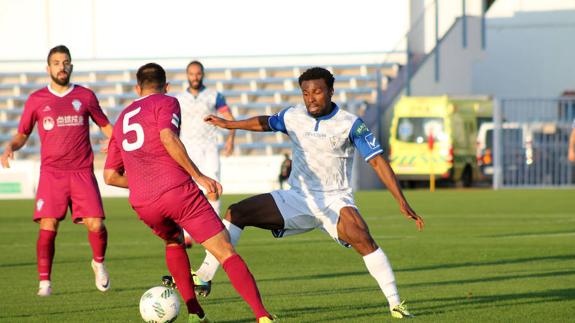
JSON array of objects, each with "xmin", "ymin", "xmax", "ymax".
[
  {"xmin": 188, "ymin": 80, "xmax": 203, "ymax": 90},
  {"xmin": 51, "ymin": 71, "xmax": 71, "ymax": 86}
]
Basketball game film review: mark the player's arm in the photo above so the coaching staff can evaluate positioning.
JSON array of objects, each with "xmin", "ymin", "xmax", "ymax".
[
  {"xmin": 1, "ymin": 133, "xmax": 29, "ymax": 168},
  {"xmin": 205, "ymin": 115, "xmax": 272, "ymax": 132},
  {"xmin": 368, "ymin": 154, "xmax": 424, "ymax": 231},
  {"xmin": 159, "ymin": 128, "xmax": 222, "ymax": 197},
  {"xmin": 101, "ymin": 124, "xmax": 113, "ymax": 138},
  {"xmin": 350, "ymin": 118, "xmax": 423, "ymax": 230},
  {"xmin": 215, "ymin": 93, "xmax": 235, "ymax": 156},
  {"xmin": 103, "ymin": 135, "xmax": 128, "ymax": 188},
  {"xmin": 103, "ymin": 169, "xmax": 128, "ymax": 188},
  {"xmin": 99, "ymin": 124, "xmax": 114, "ymax": 153},
  {"xmin": 219, "ymin": 110, "xmax": 236, "ymax": 156},
  {"xmin": 569, "ymin": 127, "xmax": 575, "ymax": 162}
]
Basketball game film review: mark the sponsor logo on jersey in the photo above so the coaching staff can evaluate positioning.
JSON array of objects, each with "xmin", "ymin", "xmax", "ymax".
[
  {"xmin": 56, "ymin": 115, "xmax": 84, "ymax": 127},
  {"xmin": 304, "ymin": 131, "xmax": 326, "ymax": 138},
  {"xmin": 365, "ymin": 133, "xmax": 379, "ymax": 149},
  {"xmin": 72, "ymin": 99, "xmax": 82, "ymax": 112},
  {"xmin": 36, "ymin": 198, "xmax": 44, "ymax": 211},
  {"xmin": 43, "ymin": 117, "xmax": 55, "ymax": 131},
  {"xmin": 355, "ymin": 122, "xmax": 369, "ymax": 136},
  {"xmin": 42, "ymin": 106, "xmax": 51, "ymax": 112}
]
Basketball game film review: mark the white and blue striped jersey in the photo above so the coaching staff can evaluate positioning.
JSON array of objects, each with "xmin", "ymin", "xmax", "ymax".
[
  {"xmin": 269, "ymin": 103, "xmax": 383, "ymax": 195},
  {"xmin": 176, "ymin": 87, "xmax": 229, "ymax": 147}
]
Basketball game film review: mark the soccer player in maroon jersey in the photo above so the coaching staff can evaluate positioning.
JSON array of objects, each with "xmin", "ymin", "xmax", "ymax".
[
  {"xmin": 0, "ymin": 45, "xmax": 113, "ymax": 297},
  {"xmin": 103, "ymin": 63, "xmax": 274, "ymax": 323}
]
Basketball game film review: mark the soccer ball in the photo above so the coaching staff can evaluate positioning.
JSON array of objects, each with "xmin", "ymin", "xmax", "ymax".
[{"xmin": 139, "ymin": 286, "xmax": 180, "ymax": 323}]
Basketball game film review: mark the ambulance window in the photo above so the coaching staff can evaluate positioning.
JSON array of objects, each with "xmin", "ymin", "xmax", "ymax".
[{"xmin": 397, "ymin": 118, "xmax": 445, "ymax": 143}]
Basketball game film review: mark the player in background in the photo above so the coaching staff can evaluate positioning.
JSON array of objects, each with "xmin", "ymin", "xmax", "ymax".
[
  {"xmin": 0, "ymin": 45, "xmax": 112, "ymax": 297},
  {"xmin": 278, "ymin": 153, "xmax": 292, "ymax": 189},
  {"xmin": 197, "ymin": 67, "xmax": 424, "ymax": 319},
  {"xmin": 103, "ymin": 63, "xmax": 274, "ymax": 323},
  {"xmin": 176, "ymin": 60, "xmax": 235, "ymax": 218}
]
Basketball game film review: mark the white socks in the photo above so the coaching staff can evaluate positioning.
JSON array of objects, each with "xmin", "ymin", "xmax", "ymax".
[
  {"xmin": 363, "ymin": 247, "xmax": 401, "ymax": 309},
  {"xmin": 196, "ymin": 219, "xmax": 243, "ymax": 281}
]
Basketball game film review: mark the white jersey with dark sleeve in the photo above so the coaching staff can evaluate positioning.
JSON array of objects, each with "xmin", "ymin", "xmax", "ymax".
[
  {"xmin": 268, "ymin": 103, "xmax": 383, "ymax": 195},
  {"xmin": 176, "ymin": 87, "xmax": 228, "ymax": 147}
]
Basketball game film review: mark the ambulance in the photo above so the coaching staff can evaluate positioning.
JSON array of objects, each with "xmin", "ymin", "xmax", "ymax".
[{"xmin": 389, "ymin": 96, "xmax": 492, "ymax": 187}]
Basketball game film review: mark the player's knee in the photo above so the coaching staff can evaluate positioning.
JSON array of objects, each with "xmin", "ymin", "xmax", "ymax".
[
  {"xmin": 39, "ymin": 218, "xmax": 60, "ymax": 231},
  {"xmin": 84, "ymin": 218, "xmax": 105, "ymax": 232},
  {"xmin": 349, "ymin": 233, "xmax": 377, "ymax": 254},
  {"xmin": 226, "ymin": 203, "xmax": 245, "ymax": 228},
  {"xmin": 165, "ymin": 231, "xmax": 184, "ymax": 246},
  {"xmin": 215, "ymin": 242, "xmax": 236, "ymax": 264}
]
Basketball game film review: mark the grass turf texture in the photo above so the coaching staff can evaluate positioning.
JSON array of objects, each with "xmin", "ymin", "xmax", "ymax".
[{"xmin": 0, "ymin": 189, "xmax": 574, "ymax": 322}]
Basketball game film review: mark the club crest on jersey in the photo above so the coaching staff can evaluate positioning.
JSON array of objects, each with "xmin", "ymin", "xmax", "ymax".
[
  {"xmin": 329, "ymin": 136, "xmax": 341, "ymax": 149},
  {"xmin": 36, "ymin": 199, "xmax": 44, "ymax": 211},
  {"xmin": 43, "ymin": 117, "xmax": 55, "ymax": 131},
  {"xmin": 42, "ymin": 106, "xmax": 51, "ymax": 112},
  {"xmin": 72, "ymin": 99, "xmax": 82, "ymax": 112}
]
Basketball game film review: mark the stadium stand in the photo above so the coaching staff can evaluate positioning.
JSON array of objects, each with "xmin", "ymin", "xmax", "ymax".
[{"xmin": 0, "ymin": 63, "xmax": 398, "ymax": 158}]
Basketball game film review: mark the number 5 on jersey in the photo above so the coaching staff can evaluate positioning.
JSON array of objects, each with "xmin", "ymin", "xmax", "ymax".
[{"xmin": 122, "ymin": 107, "xmax": 144, "ymax": 151}]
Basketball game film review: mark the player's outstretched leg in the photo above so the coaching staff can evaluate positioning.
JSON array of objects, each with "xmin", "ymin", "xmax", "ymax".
[
  {"xmin": 195, "ymin": 219, "xmax": 243, "ymax": 285},
  {"xmin": 165, "ymin": 244, "xmax": 210, "ymax": 322},
  {"xmin": 85, "ymin": 218, "xmax": 110, "ymax": 292},
  {"xmin": 201, "ymin": 230, "xmax": 273, "ymax": 321},
  {"xmin": 37, "ymin": 218, "xmax": 59, "ymax": 297},
  {"xmin": 338, "ymin": 207, "xmax": 414, "ymax": 318},
  {"xmin": 364, "ymin": 248, "xmax": 413, "ymax": 318}
]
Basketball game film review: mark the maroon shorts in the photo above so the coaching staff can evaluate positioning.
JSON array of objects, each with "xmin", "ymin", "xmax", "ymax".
[
  {"xmin": 133, "ymin": 182, "xmax": 224, "ymax": 244},
  {"xmin": 34, "ymin": 169, "xmax": 105, "ymax": 224}
]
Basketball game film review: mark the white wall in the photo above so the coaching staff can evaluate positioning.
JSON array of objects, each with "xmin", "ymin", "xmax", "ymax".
[
  {"xmin": 405, "ymin": 0, "xmax": 575, "ymax": 98},
  {"xmin": 472, "ymin": 1, "xmax": 575, "ymax": 97},
  {"xmin": 409, "ymin": 16, "xmax": 485, "ymax": 96}
]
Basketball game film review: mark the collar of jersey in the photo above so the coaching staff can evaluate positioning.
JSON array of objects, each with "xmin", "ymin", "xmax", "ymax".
[
  {"xmin": 186, "ymin": 85, "xmax": 206, "ymax": 97},
  {"xmin": 311, "ymin": 102, "xmax": 339, "ymax": 121},
  {"xmin": 47, "ymin": 83, "xmax": 75, "ymax": 97}
]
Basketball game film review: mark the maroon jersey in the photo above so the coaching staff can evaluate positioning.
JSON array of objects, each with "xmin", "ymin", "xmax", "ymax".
[
  {"xmin": 18, "ymin": 84, "xmax": 110, "ymax": 171},
  {"xmin": 105, "ymin": 93, "xmax": 194, "ymax": 207}
]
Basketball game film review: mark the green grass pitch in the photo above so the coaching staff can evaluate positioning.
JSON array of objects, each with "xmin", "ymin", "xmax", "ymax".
[{"xmin": 1, "ymin": 189, "xmax": 574, "ymax": 322}]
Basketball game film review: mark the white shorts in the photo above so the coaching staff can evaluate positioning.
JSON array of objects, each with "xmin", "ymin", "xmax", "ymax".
[
  {"xmin": 270, "ymin": 189, "xmax": 356, "ymax": 247},
  {"xmin": 186, "ymin": 144, "xmax": 221, "ymax": 215},
  {"xmin": 187, "ymin": 144, "xmax": 220, "ymax": 181}
]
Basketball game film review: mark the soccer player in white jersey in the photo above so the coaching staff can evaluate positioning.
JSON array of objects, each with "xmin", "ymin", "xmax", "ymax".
[
  {"xmin": 175, "ymin": 61, "xmax": 235, "ymax": 219},
  {"xmin": 196, "ymin": 67, "xmax": 424, "ymax": 319}
]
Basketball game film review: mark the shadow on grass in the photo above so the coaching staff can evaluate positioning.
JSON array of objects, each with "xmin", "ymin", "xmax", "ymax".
[
  {"xmin": 403, "ymin": 269, "xmax": 575, "ymax": 288},
  {"xmin": 0, "ymin": 303, "xmax": 136, "ymax": 319},
  {"xmin": 414, "ymin": 288, "xmax": 575, "ymax": 315},
  {"xmin": 396, "ymin": 254, "xmax": 575, "ymax": 273}
]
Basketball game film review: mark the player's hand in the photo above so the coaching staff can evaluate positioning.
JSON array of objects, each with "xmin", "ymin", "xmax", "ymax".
[
  {"xmin": 100, "ymin": 138, "xmax": 110, "ymax": 154},
  {"xmin": 222, "ymin": 137, "xmax": 234, "ymax": 157},
  {"xmin": 1, "ymin": 146, "xmax": 14, "ymax": 168},
  {"xmin": 569, "ymin": 148, "xmax": 575, "ymax": 163},
  {"xmin": 400, "ymin": 202, "xmax": 424, "ymax": 231},
  {"xmin": 196, "ymin": 175, "xmax": 223, "ymax": 201},
  {"xmin": 204, "ymin": 115, "xmax": 228, "ymax": 128}
]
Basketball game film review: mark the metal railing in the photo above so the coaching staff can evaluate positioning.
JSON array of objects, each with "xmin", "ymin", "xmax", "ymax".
[{"xmin": 493, "ymin": 98, "xmax": 575, "ymax": 188}]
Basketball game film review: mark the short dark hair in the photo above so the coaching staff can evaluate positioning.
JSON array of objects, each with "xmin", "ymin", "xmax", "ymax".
[
  {"xmin": 298, "ymin": 67, "xmax": 335, "ymax": 90},
  {"xmin": 136, "ymin": 63, "xmax": 166, "ymax": 90},
  {"xmin": 47, "ymin": 45, "xmax": 71, "ymax": 64},
  {"xmin": 186, "ymin": 60, "xmax": 204, "ymax": 72}
]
